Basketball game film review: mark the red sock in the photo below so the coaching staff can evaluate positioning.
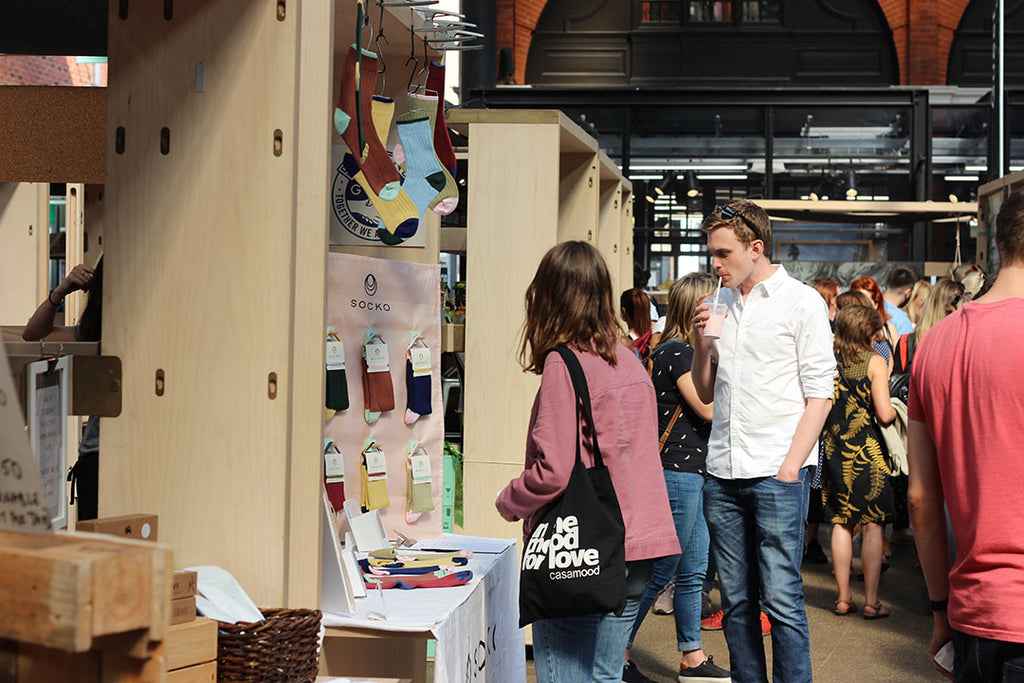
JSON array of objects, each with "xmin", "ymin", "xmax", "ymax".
[
  {"xmin": 335, "ymin": 46, "xmax": 400, "ymax": 200},
  {"xmin": 425, "ymin": 61, "xmax": 457, "ymax": 175}
]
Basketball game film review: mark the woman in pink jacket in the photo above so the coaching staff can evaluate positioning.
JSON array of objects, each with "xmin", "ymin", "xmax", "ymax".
[{"xmin": 496, "ymin": 241, "xmax": 679, "ymax": 683}]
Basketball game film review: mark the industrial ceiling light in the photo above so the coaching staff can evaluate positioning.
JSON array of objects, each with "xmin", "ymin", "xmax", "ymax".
[
  {"xmin": 684, "ymin": 170, "xmax": 700, "ymax": 197},
  {"xmin": 654, "ymin": 173, "xmax": 674, "ymax": 196},
  {"xmin": 845, "ymin": 170, "xmax": 858, "ymax": 198}
]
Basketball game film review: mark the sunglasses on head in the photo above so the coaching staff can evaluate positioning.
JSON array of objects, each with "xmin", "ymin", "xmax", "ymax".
[{"xmin": 714, "ymin": 204, "xmax": 760, "ymax": 234}]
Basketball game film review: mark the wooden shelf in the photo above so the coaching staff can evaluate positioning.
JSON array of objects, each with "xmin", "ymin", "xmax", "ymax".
[{"xmin": 450, "ymin": 109, "xmax": 631, "ymax": 541}]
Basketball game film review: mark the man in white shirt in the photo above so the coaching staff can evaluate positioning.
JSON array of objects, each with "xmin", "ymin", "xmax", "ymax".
[{"xmin": 692, "ymin": 200, "xmax": 835, "ymax": 683}]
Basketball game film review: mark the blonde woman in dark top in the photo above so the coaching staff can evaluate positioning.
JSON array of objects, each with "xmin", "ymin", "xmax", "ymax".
[{"xmin": 622, "ymin": 272, "xmax": 731, "ymax": 683}]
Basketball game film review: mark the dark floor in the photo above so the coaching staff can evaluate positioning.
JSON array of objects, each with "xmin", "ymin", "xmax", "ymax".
[{"xmin": 525, "ymin": 528, "xmax": 941, "ymax": 682}]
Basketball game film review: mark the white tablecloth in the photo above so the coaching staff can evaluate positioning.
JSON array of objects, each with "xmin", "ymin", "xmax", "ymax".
[{"xmin": 322, "ymin": 534, "xmax": 525, "ymax": 683}]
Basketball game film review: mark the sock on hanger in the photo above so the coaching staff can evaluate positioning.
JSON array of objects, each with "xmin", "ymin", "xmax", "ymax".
[
  {"xmin": 324, "ymin": 440, "xmax": 346, "ymax": 512},
  {"xmin": 334, "ymin": 45, "xmax": 401, "ymax": 200},
  {"xmin": 405, "ymin": 91, "xmax": 459, "ymax": 216},
  {"xmin": 404, "ymin": 334, "xmax": 432, "ymax": 425},
  {"xmin": 362, "ymin": 330, "xmax": 395, "ymax": 424},
  {"xmin": 395, "ymin": 115, "xmax": 449, "ymax": 217},
  {"xmin": 405, "ymin": 442, "xmax": 434, "ymax": 524},
  {"xmin": 425, "ymin": 61, "xmax": 458, "ymax": 175},
  {"xmin": 360, "ymin": 440, "xmax": 390, "ymax": 511},
  {"xmin": 325, "ymin": 328, "xmax": 349, "ymax": 411}
]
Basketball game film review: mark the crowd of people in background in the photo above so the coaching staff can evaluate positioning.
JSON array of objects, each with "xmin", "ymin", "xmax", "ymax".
[{"xmin": 503, "ymin": 192, "xmax": 1021, "ymax": 683}]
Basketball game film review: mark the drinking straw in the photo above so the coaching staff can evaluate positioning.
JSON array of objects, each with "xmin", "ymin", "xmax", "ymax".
[{"xmin": 713, "ymin": 277, "xmax": 722, "ymax": 306}]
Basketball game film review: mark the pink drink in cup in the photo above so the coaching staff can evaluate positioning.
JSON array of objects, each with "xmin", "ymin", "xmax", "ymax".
[{"xmin": 704, "ymin": 302, "xmax": 727, "ymax": 339}]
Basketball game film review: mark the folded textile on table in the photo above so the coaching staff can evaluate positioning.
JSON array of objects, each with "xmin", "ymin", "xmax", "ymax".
[{"xmin": 364, "ymin": 569, "xmax": 473, "ymax": 590}]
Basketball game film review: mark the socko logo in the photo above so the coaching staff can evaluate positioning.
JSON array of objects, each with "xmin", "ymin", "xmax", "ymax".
[
  {"xmin": 351, "ymin": 273, "xmax": 391, "ymax": 312},
  {"xmin": 364, "ymin": 274, "xmax": 378, "ymax": 297},
  {"xmin": 522, "ymin": 515, "xmax": 600, "ymax": 578}
]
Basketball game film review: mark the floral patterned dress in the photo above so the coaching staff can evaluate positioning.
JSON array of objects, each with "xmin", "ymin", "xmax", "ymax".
[{"xmin": 821, "ymin": 349, "xmax": 893, "ymax": 525}]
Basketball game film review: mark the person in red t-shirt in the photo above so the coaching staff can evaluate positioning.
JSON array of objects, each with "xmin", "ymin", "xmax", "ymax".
[{"xmin": 908, "ymin": 187, "xmax": 1024, "ymax": 682}]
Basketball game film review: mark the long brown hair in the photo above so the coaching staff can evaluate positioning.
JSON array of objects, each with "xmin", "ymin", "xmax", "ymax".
[
  {"xmin": 659, "ymin": 272, "xmax": 717, "ymax": 348},
  {"xmin": 834, "ymin": 305, "xmax": 883, "ymax": 367},
  {"xmin": 519, "ymin": 241, "xmax": 622, "ymax": 374},
  {"xmin": 620, "ymin": 287, "xmax": 652, "ymax": 337}
]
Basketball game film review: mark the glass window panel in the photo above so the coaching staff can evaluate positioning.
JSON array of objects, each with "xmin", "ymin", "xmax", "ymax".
[
  {"xmin": 642, "ymin": 1, "xmax": 681, "ymax": 22},
  {"xmin": 689, "ymin": 1, "xmax": 731, "ymax": 22},
  {"xmin": 742, "ymin": 0, "xmax": 781, "ymax": 22}
]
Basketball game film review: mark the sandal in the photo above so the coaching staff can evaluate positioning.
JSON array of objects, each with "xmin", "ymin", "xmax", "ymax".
[
  {"xmin": 833, "ymin": 599, "xmax": 857, "ymax": 616},
  {"xmin": 862, "ymin": 601, "xmax": 890, "ymax": 620}
]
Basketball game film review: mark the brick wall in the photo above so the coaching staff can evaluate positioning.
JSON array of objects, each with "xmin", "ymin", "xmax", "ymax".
[
  {"xmin": 497, "ymin": 0, "xmax": 972, "ymax": 86},
  {"xmin": 495, "ymin": 0, "xmax": 547, "ymax": 84},
  {"xmin": 0, "ymin": 55, "xmax": 106, "ymax": 86}
]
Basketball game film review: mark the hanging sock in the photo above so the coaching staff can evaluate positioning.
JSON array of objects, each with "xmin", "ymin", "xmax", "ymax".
[
  {"xmin": 405, "ymin": 91, "xmax": 459, "ymax": 216},
  {"xmin": 325, "ymin": 328, "xmax": 349, "ymax": 411},
  {"xmin": 338, "ymin": 95, "xmax": 419, "ymax": 237},
  {"xmin": 334, "ymin": 45, "xmax": 401, "ymax": 200},
  {"xmin": 425, "ymin": 61, "xmax": 458, "ymax": 175},
  {"xmin": 395, "ymin": 116, "xmax": 449, "ymax": 217},
  {"xmin": 404, "ymin": 334, "xmax": 433, "ymax": 425},
  {"xmin": 324, "ymin": 439, "xmax": 346, "ymax": 512},
  {"xmin": 360, "ymin": 440, "xmax": 391, "ymax": 511},
  {"xmin": 362, "ymin": 330, "xmax": 395, "ymax": 424},
  {"xmin": 361, "ymin": 96, "xmax": 420, "ymax": 242},
  {"xmin": 405, "ymin": 442, "xmax": 435, "ymax": 524}
]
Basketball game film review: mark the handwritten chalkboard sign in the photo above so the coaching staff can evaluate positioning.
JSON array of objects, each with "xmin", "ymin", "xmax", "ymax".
[{"xmin": 0, "ymin": 344, "xmax": 53, "ymax": 534}]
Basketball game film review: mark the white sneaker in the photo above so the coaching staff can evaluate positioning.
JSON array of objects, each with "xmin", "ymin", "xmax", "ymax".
[{"xmin": 652, "ymin": 582, "xmax": 674, "ymax": 615}]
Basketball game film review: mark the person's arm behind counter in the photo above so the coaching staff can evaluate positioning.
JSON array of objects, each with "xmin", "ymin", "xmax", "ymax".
[{"xmin": 23, "ymin": 264, "xmax": 96, "ymax": 342}]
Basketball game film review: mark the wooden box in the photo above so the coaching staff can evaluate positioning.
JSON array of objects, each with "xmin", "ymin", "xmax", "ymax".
[
  {"xmin": 77, "ymin": 515, "xmax": 158, "ymax": 542},
  {"xmin": 0, "ymin": 530, "xmax": 171, "ymax": 652}
]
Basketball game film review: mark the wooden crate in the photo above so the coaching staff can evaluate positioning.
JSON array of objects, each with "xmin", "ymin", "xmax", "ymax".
[{"xmin": 0, "ymin": 530, "xmax": 171, "ymax": 652}]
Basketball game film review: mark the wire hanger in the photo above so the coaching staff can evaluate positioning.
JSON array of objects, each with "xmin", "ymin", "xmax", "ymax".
[{"xmin": 374, "ymin": 0, "xmax": 389, "ymax": 95}]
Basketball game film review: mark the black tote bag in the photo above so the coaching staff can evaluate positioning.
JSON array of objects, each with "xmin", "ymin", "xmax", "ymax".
[{"xmin": 518, "ymin": 346, "xmax": 627, "ymax": 628}]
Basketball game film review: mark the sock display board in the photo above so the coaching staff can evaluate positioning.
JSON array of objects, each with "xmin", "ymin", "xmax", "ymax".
[{"xmin": 325, "ymin": 253, "xmax": 443, "ymax": 543}]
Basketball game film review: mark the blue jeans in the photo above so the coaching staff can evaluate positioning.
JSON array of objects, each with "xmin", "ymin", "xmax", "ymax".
[
  {"xmin": 629, "ymin": 470, "xmax": 708, "ymax": 652},
  {"xmin": 704, "ymin": 471, "xmax": 812, "ymax": 683},
  {"xmin": 952, "ymin": 628, "xmax": 1024, "ymax": 683},
  {"xmin": 533, "ymin": 560, "xmax": 654, "ymax": 683}
]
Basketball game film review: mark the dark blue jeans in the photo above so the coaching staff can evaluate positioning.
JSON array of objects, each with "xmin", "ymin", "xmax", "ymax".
[
  {"xmin": 704, "ymin": 471, "xmax": 812, "ymax": 683},
  {"xmin": 953, "ymin": 628, "xmax": 1024, "ymax": 683}
]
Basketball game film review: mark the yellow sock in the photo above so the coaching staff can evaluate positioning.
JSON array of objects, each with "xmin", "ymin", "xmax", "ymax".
[{"xmin": 405, "ymin": 92, "xmax": 458, "ymax": 215}]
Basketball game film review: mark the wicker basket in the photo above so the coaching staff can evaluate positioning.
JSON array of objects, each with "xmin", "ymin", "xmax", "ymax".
[{"xmin": 216, "ymin": 608, "xmax": 322, "ymax": 683}]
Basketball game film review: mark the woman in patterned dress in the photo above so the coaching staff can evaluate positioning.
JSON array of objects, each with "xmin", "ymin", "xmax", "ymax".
[{"xmin": 821, "ymin": 304, "xmax": 897, "ymax": 619}]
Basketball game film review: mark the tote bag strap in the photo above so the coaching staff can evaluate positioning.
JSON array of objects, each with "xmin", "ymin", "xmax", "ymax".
[{"xmin": 551, "ymin": 346, "xmax": 605, "ymax": 469}]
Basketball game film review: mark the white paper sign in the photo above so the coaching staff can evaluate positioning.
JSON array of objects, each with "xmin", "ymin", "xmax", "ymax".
[
  {"xmin": 326, "ymin": 341, "xmax": 346, "ymax": 370},
  {"xmin": 365, "ymin": 340, "xmax": 390, "ymax": 373},
  {"xmin": 411, "ymin": 453, "xmax": 432, "ymax": 483},
  {"xmin": 0, "ymin": 345, "xmax": 52, "ymax": 534},
  {"xmin": 410, "ymin": 346, "xmax": 432, "ymax": 377},
  {"xmin": 365, "ymin": 450, "xmax": 388, "ymax": 480},
  {"xmin": 26, "ymin": 358, "xmax": 68, "ymax": 529},
  {"xmin": 325, "ymin": 450, "xmax": 345, "ymax": 483}
]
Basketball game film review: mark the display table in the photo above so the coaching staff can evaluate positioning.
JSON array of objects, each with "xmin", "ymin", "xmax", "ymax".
[{"xmin": 319, "ymin": 535, "xmax": 525, "ymax": 683}]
